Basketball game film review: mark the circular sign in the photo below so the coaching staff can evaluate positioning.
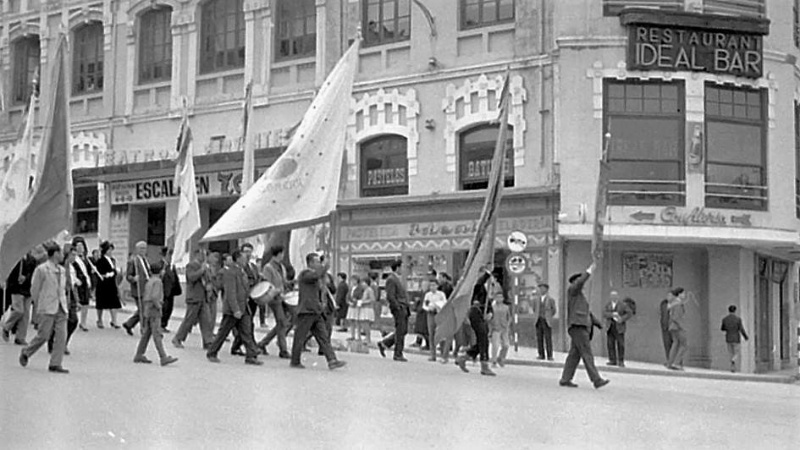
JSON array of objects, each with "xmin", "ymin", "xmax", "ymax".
[
  {"xmin": 507, "ymin": 231, "xmax": 528, "ymax": 253},
  {"xmin": 506, "ymin": 254, "xmax": 527, "ymax": 275}
]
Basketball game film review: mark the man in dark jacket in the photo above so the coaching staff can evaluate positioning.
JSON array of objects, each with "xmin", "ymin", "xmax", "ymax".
[
  {"xmin": 456, "ymin": 265, "xmax": 500, "ymax": 377},
  {"xmin": 659, "ymin": 297, "xmax": 672, "ymax": 362},
  {"xmin": 172, "ymin": 249, "xmax": 213, "ymax": 349},
  {"xmin": 289, "ymin": 253, "xmax": 346, "ymax": 370},
  {"xmin": 205, "ymin": 251, "xmax": 262, "ymax": 365},
  {"xmin": 160, "ymin": 247, "xmax": 182, "ymax": 332},
  {"xmin": 2, "ymin": 247, "xmax": 41, "ymax": 345},
  {"xmin": 334, "ymin": 272, "xmax": 349, "ymax": 332},
  {"xmin": 123, "ymin": 241, "xmax": 152, "ymax": 335},
  {"xmin": 377, "ymin": 260, "xmax": 410, "ymax": 362},
  {"xmin": 721, "ymin": 305, "xmax": 749, "ymax": 372},
  {"xmin": 603, "ymin": 290, "xmax": 633, "ymax": 367},
  {"xmin": 559, "ymin": 262, "xmax": 609, "ymax": 389}
]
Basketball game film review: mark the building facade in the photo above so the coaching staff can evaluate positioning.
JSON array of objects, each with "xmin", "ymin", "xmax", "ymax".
[{"xmin": 0, "ymin": 0, "xmax": 796, "ymax": 372}]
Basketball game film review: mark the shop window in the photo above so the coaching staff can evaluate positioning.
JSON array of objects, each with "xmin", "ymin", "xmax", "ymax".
[
  {"xmin": 796, "ymin": 102, "xmax": 800, "ymax": 218},
  {"xmin": 147, "ymin": 206, "xmax": 166, "ymax": 247},
  {"xmin": 276, "ymin": 0, "xmax": 316, "ymax": 61},
  {"xmin": 360, "ymin": 135, "xmax": 409, "ymax": 197},
  {"xmin": 139, "ymin": 7, "xmax": 173, "ymax": 84},
  {"xmin": 602, "ymin": 0, "xmax": 682, "ymax": 16},
  {"xmin": 703, "ymin": 0, "xmax": 766, "ymax": 18},
  {"xmin": 604, "ymin": 79, "xmax": 685, "ymax": 206},
  {"xmin": 458, "ymin": 124, "xmax": 514, "ymax": 191},
  {"xmin": 460, "ymin": 0, "xmax": 515, "ymax": 29},
  {"xmin": 12, "ymin": 36, "xmax": 40, "ymax": 104},
  {"xmin": 362, "ymin": 0, "xmax": 410, "ymax": 47},
  {"xmin": 200, "ymin": 0, "xmax": 245, "ymax": 74},
  {"xmin": 704, "ymin": 83, "xmax": 767, "ymax": 210},
  {"xmin": 72, "ymin": 22, "xmax": 104, "ymax": 95},
  {"xmin": 73, "ymin": 185, "xmax": 99, "ymax": 234}
]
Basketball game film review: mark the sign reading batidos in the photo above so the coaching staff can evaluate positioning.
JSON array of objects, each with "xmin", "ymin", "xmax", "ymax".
[{"xmin": 628, "ymin": 25, "xmax": 763, "ymax": 78}]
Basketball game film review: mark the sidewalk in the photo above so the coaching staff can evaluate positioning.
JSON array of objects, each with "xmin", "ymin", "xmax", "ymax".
[{"xmin": 129, "ymin": 303, "xmax": 799, "ymax": 385}]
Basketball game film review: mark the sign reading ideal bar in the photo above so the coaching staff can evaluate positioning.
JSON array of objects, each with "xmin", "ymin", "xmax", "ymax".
[{"xmin": 622, "ymin": 10, "xmax": 768, "ymax": 79}]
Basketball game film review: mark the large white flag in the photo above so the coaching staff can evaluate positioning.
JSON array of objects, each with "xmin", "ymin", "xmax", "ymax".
[
  {"xmin": 202, "ymin": 39, "xmax": 360, "ymax": 242},
  {"xmin": 171, "ymin": 113, "xmax": 201, "ymax": 268},
  {"xmin": 0, "ymin": 94, "xmax": 37, "ymax": 251}
]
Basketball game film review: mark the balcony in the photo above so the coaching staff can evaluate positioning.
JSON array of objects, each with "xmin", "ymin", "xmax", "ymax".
[
  {"xmin": 603, "ymin": 0, "xmax": 683, "ymax": 16},
  {"xmin": 609, "ymin": 179, "xmax": 686, "ymax": 206},
  {"xmin": 703, "ymin": 0, "xmax": 766, "ymax": 18}
]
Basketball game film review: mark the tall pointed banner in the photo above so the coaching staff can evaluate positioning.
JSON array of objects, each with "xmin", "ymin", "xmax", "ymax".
[
  {"xmin": 202, "ymin": 38, "xmax": 361, "ymax": 242},
  {"xmin": 0, "ymin": 36, "xmax": 72, "ymax": 281},
  {"xmin": 434, "ymin": 71, "xmax": 511, "ymax": 345},
  {"xmin": 591, "ymin": 127, "xmax": 611, "ymax": 263},
  {"xmin": 0, "ymin": 93, "xmax": 37, "ymax": 248},
  {"xmin": 238, "ymin": 80, "xmax": 266, "ymax": 257},
  {"xmin": 170, "ymin": 111, "xmax": 201, "ymax": 268}
]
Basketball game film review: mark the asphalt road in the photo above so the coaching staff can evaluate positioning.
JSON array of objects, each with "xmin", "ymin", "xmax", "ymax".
[{"xmin": 1, "ymin": 323, "xmax": 798, "ymax": 449}]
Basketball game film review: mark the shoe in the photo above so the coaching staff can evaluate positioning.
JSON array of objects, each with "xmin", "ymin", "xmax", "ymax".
[
  {"xmin": 64, "ymin": 349, "xmax": 71, "ymax": 356},
  {"xmin": 328, "ymin": 360, "xmax": 347, "ymax": 370},
  {"xmin": 14, "ymin": 339, "xmax": 27, "ymax": 346},
  {"xmin": 245, "ymin": 358, "xmax": 263, "ymax": 366},
  {"xmin": 79, "ymin": 325, "xmax": 89, "ymax": 332},
  {"xmin": 606, "ymin": 361, "xmax": 617, "ymax": 366},
  {"xmin": 440, "ymin": 359, "xmax": 449, "ymax": 365},
  {"xmin": 618, "ymin": 362, "xmax": 626, "ymax": 368},
  {"xmin": 536, "ymin": 356, "xmax": 545, "ymax": 360},
  {"xmin": 96, "ymin": 321, "xmax": 105, "ymax": 329},
  {"xmin": 231, "ymin": 349, "xmax": 246, "ymax": 356},
  {"xmin": 19, "ymin": 352, "xmax": 28, "ymax": 367},
  {"xmin": 203, "ymin": 344, "xmax": 212, "ymax": 350},
  {"xmin": 278, "ymin": 352, "xmax": 291, "ymax": 359},
  {"xmin": 428, "ymin": 357, "xmax": 437, "ymax": 362},
  {"xmin": 421, "ymin": 345, "xmax": 430, "ymax": 351},
  {"xmin": 171, "ymin": 338, "xmax": 184, "ymax": 349},
  {"xmin": 667, "ymin": 365, "xmax": 680, "ymax": 371},
  {"xmin": 161, "ymin": 328, "xmax": 171, "ymax": 334},
  {"xmin": 377, "ymin": 342, "xmax": 386, "ymax": 358},
  {"xmin": 110, "ymin": 323, "xmax": 121, "ymax": 329},
  {"xmin": 480, "ymin": 361, "xmax": 496, "ymax": 376},
  {"xmin": 2, "ymin": 329, "xmax": 10, "ymax": 342},
  {"xmin": 491, "ymin": 361, "xmax": 498, "ymax": 368},
  {"xmin": 48, "ymin": 366, "xmax": 69, "ymax": 374},
  {"xmin": 498, "ymin": 360, "xmax": 506, "ymax": 368},
  {"xmin": 393, "ymin": 356, "xmax": 408, "ymax": 362},
  {"xmin": 337, "ymin": 328, "xmax": 348, "ymax": 332},
  {"xmin": 317, "ymin": 351, "xmax": 325, "ymax": 356},
  {"xmin": 133, "ymin": 356, "xmax": 153, "ymax": 364},
  {"xmin": 559, "ymin": 380, "xmax": 578, "ymax": 388},
  {"xmin": 456, "ymin": 356, "xmax": 469, "ymax": 373},
  {"xmin": 258, "ymin": 345, "xmax": 269, "ymax": 356},
  {"xmin": 123, "ymin": 325, "xmax": 133, "ymax": 336},
  {"xmin": 160, "ymin": 356, "xmax": 178, "ymax": 366},
  {"xmin": 207, "ymin": 355, "xmax": 221, "ymax": 363},
  {"xmin": 290, "ymin": 363, "xmax": 306, "ymax": 369},
  {"xmin": 594, "ymin": 379, "xmax": 610, "ymax": 389},
  {"xmin": 547, "ymin": 357, "xmax": 554, "ymax": 361}
]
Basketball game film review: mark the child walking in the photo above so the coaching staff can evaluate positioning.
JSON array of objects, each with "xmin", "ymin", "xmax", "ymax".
[
  {"xmin": 134, "ymin": 261, "xmax": 178, "ymax": 366},
  {"xmin": 490, "ymin": 292, "xmax": 511, "ymax": 368}
]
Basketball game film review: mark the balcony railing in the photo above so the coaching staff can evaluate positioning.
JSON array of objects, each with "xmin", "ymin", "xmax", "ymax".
[
  {"xmin": 703, "ymin": 0, "xmax": 766, "ymax": 18},
  {"xmin": 705, "ymin": 182, "xmax": 767, "ymax": 210},
  {"xmin": 603, "ymin": 0, "xmax": 683, "ymax": 16},
  {"xmin": 609, "ymin": 179, "xmax": 686, "ymax": 206}
]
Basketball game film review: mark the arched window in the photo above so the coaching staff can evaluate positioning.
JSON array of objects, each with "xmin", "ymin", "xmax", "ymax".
[
  {"xmin": 459, "ymin": 124, "xmax": 514, "ymax": 191},
  {"xmin": 276, "ymin": 0, "xmax": 316, "ymax": 61},
  {"xmin": 12, "ymin": 35, "xmax": 40, "ymax": 103},
  {"xmin": 360, "ymin": 135, "xmax": 409, "ymax": 197},
  {"xmin": 139, "ymin": 7, "xmax": 173, "ymax": 84},
  {"xmin": 72, "ymin": 22, "xmax": 104, "ymax": 94},
  {"xmin": 200, "ymin": 0, "xmax": 245, "ymax": 74}
]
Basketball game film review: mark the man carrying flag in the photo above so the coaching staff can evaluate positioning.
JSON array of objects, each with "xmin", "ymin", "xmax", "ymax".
[{"xmin": 171, "ymin": 106, "xmax": 201, "ymax": 269}]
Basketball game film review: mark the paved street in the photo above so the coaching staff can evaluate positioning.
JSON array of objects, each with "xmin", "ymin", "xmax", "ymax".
[{"xmin": 1, "ymin": 318, "xmax": 798, "ymax": 450}]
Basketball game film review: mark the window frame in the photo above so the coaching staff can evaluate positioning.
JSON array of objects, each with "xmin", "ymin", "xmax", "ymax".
[
  {"xmin": 704, "ymin": 82, "xmax": 768, "ymax": 211},
  {"xmin": 359, "ymin": 134, "xmax": 410, "ymax": 198},
  {"xmin": 275, "ymin": 0, "xmax": 317, "ymax": 62},
  {"xmin": 796, "ymin": 101, "xmax": 800, "ymax": 218},
  {"xmin": 602, "ymin": 0, "xmax": 683, "ymax": 17},
  {"xmin": 72, "ymin": 22, "xmax": 105, "ymax": 96},
  {"xmin": 138, "ymin": 7, "xmax": 174, "ymax": 85},
  {"xmin": 73, "ymin": 184, "xmax": 99, "ymax": 235},
  {"xmin": 458, "ymin": 123, "xmax": 515, "ymax": 191},
  {"xmin": 11, "ymin": 35, "xmax": 40, "ymax": 105},
  {"xmin": 199, "ymin": 0, "xmax": 246, "ymax": 75},
  {"xmin": 603, "ymin": 79, "xmax": 686, "ymax": 207},
  {"xmin": 702, "ymin": 0, "xmax": 766, "ymax": 19},
  {"xmin": 460, "ymin": 0, "xmax": 516, "ymax": 30},
  {"xmin": 362, "ymin": 0, "xmax": 411, "ymax": 48}
]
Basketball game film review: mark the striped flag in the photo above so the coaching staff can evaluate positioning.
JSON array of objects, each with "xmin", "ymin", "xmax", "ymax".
[
  {"xmin": 0, "ymin": 36, "xmax": 72, "ymax": 280},
  {"xmin": 170, "ymin": 110, "xmax": 201, "ymax": 268},
  {"xmin": 591, "ymin": 128, "xmax": 611, "ymax": 263},
  {"xmin": 434, "ymin": 71, "xmax": 511, "ymax": 344}
]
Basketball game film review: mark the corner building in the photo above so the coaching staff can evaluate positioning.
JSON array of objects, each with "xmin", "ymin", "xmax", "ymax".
[{"xmin": 0, "ymin": 0, "xmax": 796, "ymax": 373}]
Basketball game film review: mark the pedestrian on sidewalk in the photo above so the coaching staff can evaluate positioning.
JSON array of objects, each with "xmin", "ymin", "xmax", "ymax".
[
  {"xmin": 489, "ymin": 291, "xmax": 511, "ymax": 368},
  {"xmin": 377, "ymin": 260, "xmax": 410, "ymax": 362},
  {"xmin": 659, "ymin": 297, "xmax": 672, "ymax": 363},
  {"xmin": 123, "ymin": 241, "xmax": 152, "ymax": 336},
  {"xmin": 206, "ymin": 250, "xmax": 263, "ymax": 366},
  {"xmin": 532, "ymin": 282, "xmax": 556, "ymax": 361},
  {"xmin": 423, "ymin": 276, "xmax": 447, "ymax": 362},
  {"xmin": 159, "ymin": 247, "xmax": 181, "ymax": 333},
  {"xmin": 289, "ymin": 253, "xmax": 346, "ymax": 370},
  {"xmin": 603, "ymin": 290, "xmax": 633, "ymax": 368},
  {"xmin": 666, "ymin": 287, "xmax": 690, "ymax": 370},
  {"xmin": 559, "ymin": 262, "xmax": 609, "ymax": 389},
  {"xmin": 172, "ymin": 249, "xmax": 213, "ymax": 350},
  {"xmin": 19, "ymin": 243, "xmax": 70, "ymax": 374},
  {"xmin": 2, "ymin": 245, "xmax": 43, "ymax": 346},
  {"xmin": 133, "ymin": 261, "xmax": 178, "ymax": 366},
  {"xmin": 720, "ymin": 305, "xmax": 749, "ymax": 372},
  {"xmin": 94, "ymin": 241, "xmax": 122, "ymax": 329},
  {"xmin": 334, "ymin": 272, "xmax": 350, "ymax": 332},
  {"xmin": 347, "ymin": 276, "xmax": 375, "ymax": 345}
]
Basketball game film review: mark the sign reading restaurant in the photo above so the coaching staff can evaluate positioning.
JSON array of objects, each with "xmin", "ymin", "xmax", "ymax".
[{"xmin": 621, "ymin": 9, "xmax": 769, "ymax": 79}]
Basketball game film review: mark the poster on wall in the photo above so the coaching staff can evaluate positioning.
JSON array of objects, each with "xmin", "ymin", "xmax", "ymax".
[{"xmin": 622, "ymin": 252, "xmax": 673, "ymax": 289}]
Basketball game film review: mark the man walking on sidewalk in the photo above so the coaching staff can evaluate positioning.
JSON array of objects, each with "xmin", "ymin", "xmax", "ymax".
[
  {"xmin": 559, "ymin": 262, "xmax": 609, "ymax": 389},
  {"xmin": 666, "ymin": 287, "xmax": 690, "ymax": 371},
  {"xmin": 19, "ymin": 243, "xmax": 70, "ymax": 374},
  {"xmin": 532, "ymin": 282, "xmax": 556, "ymax": 361},
  {"xmin": 377, "ymin": 261, "xmax": 410, "ymax": 362},
  {"xmin": 720, "ymin": 305, "xmax": 749, "ymax": 372}
]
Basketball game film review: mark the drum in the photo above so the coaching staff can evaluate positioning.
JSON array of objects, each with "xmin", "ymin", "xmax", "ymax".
[
  {"xmin": 250, "ymin": 281, "xmax": 276, "ymax": 305},
  {"xmin": 283, "ymin": 291, "xmax": 299, "ymax": 306}
]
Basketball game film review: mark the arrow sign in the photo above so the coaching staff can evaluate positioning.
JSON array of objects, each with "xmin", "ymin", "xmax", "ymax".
[
  {"xmin": 630, "ymin": 211, "xmax": 656, "ymax": 221},
  {"xmin": 730, "ymin": 214, "xmax": 752, "ymax": 227}
]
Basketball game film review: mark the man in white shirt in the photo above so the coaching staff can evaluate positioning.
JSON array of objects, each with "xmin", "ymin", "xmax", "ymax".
[
  {"xmin": 423, "ymin": 279, "xmax": 447, "ymax": 362},
  {"xmin": 19, "ymin": 242, "xmax": 70, "ymax": 373}
]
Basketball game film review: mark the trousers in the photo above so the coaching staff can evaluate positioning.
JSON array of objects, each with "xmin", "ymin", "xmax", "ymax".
[
  {"xmin": 174, "ymin": 301, "xmax": 213, "ymax": 346},
  {"xmin": 491, "ymin": 329, "xmax": 510, "ymax": 363},
  {"xmin": 667, "ymin": 329, "xmax": 688, "ymax": 367},
  {"xmin": 560, "ymin": 325, "xmax": 602, "ymax": 384},
  {"xmin": 380, "ymin": 305, "xmax": 409, "ymax": 358},
  {"xmin": 3, "ymin": 294, "xmax": 31, "ymax": 341},
  {"xmin": 291, "ymin": 313, "xmax": 336, "ymax": 366},
  {"xmin": 661, "ymin": 329, "xmax": 673, "ymax": 361},
  {"xmin": 258, "ymin": 300, "xmax": 289, "ymax": 354},
  {"xmin": 161, "ymin": 295, "xmax": 175, "ymax": 329},
  {"xmin": 49, "ymin": 306, "xmax": 77, "ymax": 352},
  {"xmin": 231, "ymin": 299, "xmax": 258, "ymax": 352},
  {"xmin": 23, "ymin": 305, "xmax": 67, "ymax": 368},
  {"xmin": 606, "ymin": 323, "xmax": 625, "ymax": 364},
  {"xmin": 207, "ymin": 313, "xmax": 259, "ymax": 360},
  {"xmin": 136, "ymin": 315, "xmax": 168, "ymax": 360},
  {"xmin": 535, "ymin": 317, "xmax": 553, "ymax": 359},
  {"xmin": 465, "ymin": 307, "xmax": 490, "ymax": 362}
]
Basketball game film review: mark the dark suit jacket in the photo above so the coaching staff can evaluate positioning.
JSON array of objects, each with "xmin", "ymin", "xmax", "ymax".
[
  {"xmin": 721, "ymin": 314, "xmax": 749, "ymax": 343},
  {"xmin": 385, "ymin": 273, "xmax": 409, "ymax": 310},
  {"xmin": 567, "ymin": 272, "xmax": 592, "ymax": 328},
  {"xmin": 220, "ymin": 264, "xmax": 248, "ymax": 316},
  {"xmin": 297, "ymin": 266, "xmax": 327, "ymax": 315},
  {"xmin": 603, "ymin": 300, "xmax": 633, "ymax": 333},
  {"xmin": 126, "ymin": 255, "xmax": 151, "ymax": 299},
  {"xmin": 184, "ymin": 261, "xmax": 207, "ymax": 303},
  {"xmin": 161, "ymin": 259, "xmax": 181, "ymax": 298},
  {"xmin": 6, "ymin": 254, "xmax": 37, "ymax": 297},
  {"xmin": 532, "ymin": 294, "xmax": 557, "ymax": 327}
]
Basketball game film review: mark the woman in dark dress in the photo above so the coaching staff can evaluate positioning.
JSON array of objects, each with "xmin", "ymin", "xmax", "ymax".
[{"xmin": 95, "ymin": 241, "xmax": 123, "ymax": 328}]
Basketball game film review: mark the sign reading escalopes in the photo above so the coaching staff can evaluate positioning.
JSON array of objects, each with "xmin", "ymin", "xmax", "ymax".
[{"xmin": 621, "ymin": 9, "xmax": 769, "ymax": 79}]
